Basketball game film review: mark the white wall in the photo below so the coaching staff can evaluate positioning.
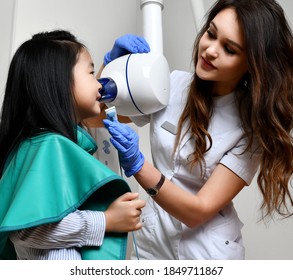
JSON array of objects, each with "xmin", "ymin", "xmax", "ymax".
[
  {"xmin": 10, "ymin": 0, "xmax": 139, "ymax": 70},
  {"xmin": 0, "ymin": 0, "xmax": 15, "ymax": 107},
  {"xmin": 0, "ymin": 0, "xmax": 292, "ymax": 260}
]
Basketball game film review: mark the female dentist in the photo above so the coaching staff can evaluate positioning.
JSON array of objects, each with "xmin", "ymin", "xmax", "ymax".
[{"xmin": 100, "ymin": 0, "xmax": 293, "ymax": 260}]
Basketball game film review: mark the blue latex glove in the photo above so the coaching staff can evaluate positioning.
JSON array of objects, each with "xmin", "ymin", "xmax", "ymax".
[
  {"xmin": 103, "ymin": 119, "xmax": 145, "ymax": 177},
  {"xmin": 104, "ymin": 34, "xmax": 150, "ymax": 65}
]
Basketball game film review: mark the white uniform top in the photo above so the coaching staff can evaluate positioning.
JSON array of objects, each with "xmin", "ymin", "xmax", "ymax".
[{"xmin": 131, "ymin": 70, "xmax": 260, "ymax": 260}]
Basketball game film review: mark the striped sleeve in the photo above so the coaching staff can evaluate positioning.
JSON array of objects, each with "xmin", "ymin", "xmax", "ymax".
[{"xmin": 9, "ymin": 210, "xmax": 106, "ymax": 249}]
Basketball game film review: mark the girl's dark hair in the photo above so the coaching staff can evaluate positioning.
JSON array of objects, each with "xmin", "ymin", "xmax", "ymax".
[
  {"xmin": 175, "ymin": 0, "xmax": 293, "ymax": 218},
  {"xmin": 0, "ymin": 30, "xmax": 85, "ymax": 175}
]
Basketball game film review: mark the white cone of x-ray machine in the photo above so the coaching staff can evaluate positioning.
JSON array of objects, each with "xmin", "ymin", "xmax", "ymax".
[{"xmin": 98, "ymin": 52, "xmax": 170, "ymax": 117}]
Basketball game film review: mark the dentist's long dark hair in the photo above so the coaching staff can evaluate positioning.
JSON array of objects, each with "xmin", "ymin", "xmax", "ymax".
[
  {"xmin": 0, "ymin": 30, "xmax": 85, "ymax": 175},
  {"xmin": 175, "ymin": 0, "xmax": 293, "ymax": 218}
]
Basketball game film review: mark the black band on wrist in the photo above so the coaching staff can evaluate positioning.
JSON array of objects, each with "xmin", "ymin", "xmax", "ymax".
[
  {"xmin": 155, "ymin": 173, "xmax": 165, "ymax": 189},
  {"xmin": 145, "ymin": 173, "xmax": 165, "ymax": 197}
]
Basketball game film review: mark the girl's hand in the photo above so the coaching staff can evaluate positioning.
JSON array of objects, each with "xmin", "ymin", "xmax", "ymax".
[{"xmin": 104, "ymin": 192, "xmax": 145, "ymax": 232}]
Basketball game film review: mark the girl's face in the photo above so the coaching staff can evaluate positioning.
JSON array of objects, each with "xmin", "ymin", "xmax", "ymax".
[
  {"xmin": 73, "ymin": 48, "xmax": 102, "ymax": 122},
  {"xmin": 196, "ymin": 8, "xmax": 248, "ymax": 96}
]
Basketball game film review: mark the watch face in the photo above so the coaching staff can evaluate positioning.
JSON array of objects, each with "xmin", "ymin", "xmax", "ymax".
[{"xmin": 147, "ymin": 188, "xmax": 158, "ymax": 196}]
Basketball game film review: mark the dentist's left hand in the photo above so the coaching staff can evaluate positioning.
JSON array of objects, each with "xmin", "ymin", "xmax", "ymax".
[
  {"xmin": 104, "ymin": 34, "xmax": 150, "ymax": 65},
  {"xmin": 103, "ymin": 119, "xmax": 144, "ymax": 177}
]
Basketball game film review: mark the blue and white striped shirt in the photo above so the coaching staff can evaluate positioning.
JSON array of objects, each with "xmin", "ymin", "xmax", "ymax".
[{"xmin": 9, "ymin": 210, "xmax": 105, "ymax": 260}]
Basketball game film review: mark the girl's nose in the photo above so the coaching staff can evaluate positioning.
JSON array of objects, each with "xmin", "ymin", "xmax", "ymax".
[
  {"xmin": 96, "ymin": 80, "xmax": 102, "ymax": 100},
  {"xmin": 97, "ymin": 80, "xmax": 102, "ymax": 91}
]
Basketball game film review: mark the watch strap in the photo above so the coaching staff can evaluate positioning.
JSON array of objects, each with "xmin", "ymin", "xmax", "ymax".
[{"xmin": 145, "ymin": 173, "xmax": 165, "ymax": 197}]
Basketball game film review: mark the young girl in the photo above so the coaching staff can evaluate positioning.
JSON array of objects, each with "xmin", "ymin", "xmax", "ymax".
[
  {"xmin": 0, "ymin": 30, "xmax": 145, "ymax": 260},
  {"xmin": 101, "ymin": 0, "xmax": 293, "ymax": 259}
]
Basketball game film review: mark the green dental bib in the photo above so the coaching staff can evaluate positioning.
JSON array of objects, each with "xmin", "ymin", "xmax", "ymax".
[{"xmin": 0, "ymin": 127, "xmax": 130, "ymax": 260}]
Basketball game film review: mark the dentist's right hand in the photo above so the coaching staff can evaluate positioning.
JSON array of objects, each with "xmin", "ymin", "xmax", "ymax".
[
  {"xmin": 103, "ymin": 119, "xmax": 145, "ymax": 177},
  {"xmin": 103, "ymin": 34, "xmax": 150, "ymax": 65}
]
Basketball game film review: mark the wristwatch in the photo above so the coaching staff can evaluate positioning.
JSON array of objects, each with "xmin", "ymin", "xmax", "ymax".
[{"xmin": 145, "ymin": 174, "xmax": 165, "ymax": 197}]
